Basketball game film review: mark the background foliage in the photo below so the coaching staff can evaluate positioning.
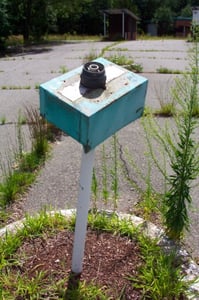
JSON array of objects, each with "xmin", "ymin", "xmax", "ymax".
[{"xmin": 0, "ymin": 0, "xmax": 197, "ymax": 46}]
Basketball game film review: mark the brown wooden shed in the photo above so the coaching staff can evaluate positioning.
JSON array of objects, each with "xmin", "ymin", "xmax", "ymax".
[
  {"xmin": 175, "ymin": 17, "xmax": 192, "ymax": 37},
  {"xmin": 102, "ymin": 9, "xmax": 139, "ymax": 40}
]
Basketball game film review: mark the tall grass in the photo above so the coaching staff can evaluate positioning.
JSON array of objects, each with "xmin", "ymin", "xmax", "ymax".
[{"xmin": 0, "ymin": 106, "xmax": 58, "ymax": 209}]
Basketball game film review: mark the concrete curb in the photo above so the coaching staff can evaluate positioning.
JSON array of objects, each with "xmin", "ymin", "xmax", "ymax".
[{"xmin": 0, "ymin": 209, "xmax": 199, "ymax": 299}]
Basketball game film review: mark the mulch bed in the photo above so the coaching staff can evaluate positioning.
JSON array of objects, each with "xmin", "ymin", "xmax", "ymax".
[{"xmin": 13, "ymin": 228, "xmax": 143, "ymax": 299}]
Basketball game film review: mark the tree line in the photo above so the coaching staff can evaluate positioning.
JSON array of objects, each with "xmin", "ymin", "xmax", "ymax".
[{"xmin": 0, "ymin": 0, "xmax": 198, "ymax": 48}]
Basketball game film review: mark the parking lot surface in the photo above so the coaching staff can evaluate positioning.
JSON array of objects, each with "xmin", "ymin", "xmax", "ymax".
[{"xmin": 0, "ymin": 39, "xmax": 198, "ymax": 259}]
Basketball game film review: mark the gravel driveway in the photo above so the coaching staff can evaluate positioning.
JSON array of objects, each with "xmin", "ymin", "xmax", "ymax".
[{"xmin": 0, "ymin": 39, "xmax": 198, "ymax": 259}]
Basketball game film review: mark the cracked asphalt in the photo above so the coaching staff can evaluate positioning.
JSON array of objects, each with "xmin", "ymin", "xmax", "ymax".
[{"xmin": 0, "ymin": 39, "xmax": 199, "ymax": 259}]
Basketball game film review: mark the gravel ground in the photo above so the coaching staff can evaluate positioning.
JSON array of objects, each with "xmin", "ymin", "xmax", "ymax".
[{"xmin": 0, "ymin": 39, "xmax": 199, "ymax": 259}]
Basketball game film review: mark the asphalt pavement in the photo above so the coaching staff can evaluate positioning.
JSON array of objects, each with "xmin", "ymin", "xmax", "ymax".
[{"xmin": 0, "ymin": 39, "xmax": 199, "ymax": 259}]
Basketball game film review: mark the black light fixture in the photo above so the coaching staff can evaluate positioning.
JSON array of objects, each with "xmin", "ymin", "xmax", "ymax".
[{"xmin": 80, "ymin": 61, "xmax": 106, "ymax": 89}]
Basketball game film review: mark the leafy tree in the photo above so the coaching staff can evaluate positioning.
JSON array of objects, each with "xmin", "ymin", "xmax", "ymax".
[
  {"xmin": 8, "ymin": 0, "xmax": 50, "ymax": 43},
  {"xmin": 4, "ymin": 0, "xmax": 199, "ymax": 39},
  {"xmin": 180, "ymin": 4, "xmax": 192, "ymax": 17},
  {"xmin": 153, "ymin": 6, "xmax": 174, "ymax": 35},
  {"xmin": 0, "ymin": 0, "xmax": 10, "ymax": 50}
]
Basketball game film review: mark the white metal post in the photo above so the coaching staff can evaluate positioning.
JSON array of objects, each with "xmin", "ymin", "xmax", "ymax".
[{"xmin": 71, "ymin": 148, "xmax": 95, "ymax": 274}]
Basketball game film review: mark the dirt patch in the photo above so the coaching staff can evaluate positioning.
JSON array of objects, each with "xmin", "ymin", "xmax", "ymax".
[{"xmin": 13, "ymin": 229, "xmax": 142, "ymax": 299}]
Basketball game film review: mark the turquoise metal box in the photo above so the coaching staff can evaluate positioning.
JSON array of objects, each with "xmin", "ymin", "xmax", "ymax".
[{"xmin": 40, "ymin": 57, "xmax": 148, "ymax": 152}]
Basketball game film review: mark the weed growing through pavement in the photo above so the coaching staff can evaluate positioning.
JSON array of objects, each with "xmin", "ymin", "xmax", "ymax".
[
  {"xmin": 83, "ymin": 49, "xmax": 98, "ymax": 63},
  {"xmin": 34, "ymin": 83, "xmax": 40, "ymax": 89},
  {"xmin": 110, "ymin": 134, "xmax": 119, "ymax": 210},
  {"xmin": 0, "ymin": 117, "xmax": 35, "ymax": 207},
  {"xmin": 91, "ymin": 135, "xmax": 120, "ymax": 211},
  {"xmin": 25, "ymin": 106, "xmax": 49, "ymax": 159},
  {"xmin": 59, "ymin": 65, "xmax": 68, "ymax": 74},
  {"xmin": 0, "ymin": 115, "xmax": 6, "ymax": 125},
  {"xmin": 153, "ymin": 78, "xmax": 176, "ymax": 117},
  {"xmin": 156, "ymin": 66, "xmax": 183, "ymax": 74},
  {"xmin": 0, "ymin": 106, "xmax": 59, "ymax": 209},
  {"xmin": 91, "ymin": 169, "xmax": 98, "ymax": 211},
  {"xmin": 17, "ymin": 110, "xmax": 26, "ymax": 125},
  {"xmin": 120, "ymin": 144, "xmax": 161, "ymax": 221},
  {"xmin": 107, "ymin": 54, "xmax": 143, "ymax": 72},
  {"xmin": 107, "ymin": 54, "xmax": 134, "ymax": 66},
  {"xmin": 83, "ymin": 43, "xmax": 142, "ymax": 73},
  {"xmin": 1, "ymin": 85, "xmax": 31, "ymax": 90},
  {"xmin": 101, "ymin": 144, "xmax": 109, "ymax": 205}
]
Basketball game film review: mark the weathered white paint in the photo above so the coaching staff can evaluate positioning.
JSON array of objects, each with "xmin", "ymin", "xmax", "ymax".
[{"xmin": 71, "ymin": 148, "xmax": 95, "ymax": 274}]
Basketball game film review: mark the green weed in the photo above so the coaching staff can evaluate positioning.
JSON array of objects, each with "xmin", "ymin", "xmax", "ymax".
[
  {"xmin": 120, "ymin": 144, "xmax": 161, "ymax": 221},
  {"xmin": 101, "ymin": 144, "xmax": 109, "ymax": 205},
  {"xmin": 107, "ymin": 54, "xmax": 134, "ymax": 66},
  {"xmin": 110, "ymin": 134, "xmax": 119, "ymax": 210},
  {"xmin": 17, "ymin": 111, "xmax": 26, "ymax": 125},
  {"xmin": 59, "ymin": 65, "xmax": 68, "ymax": 74},
  {"xmin": 142, "ymin": 33, "xmax": 199, "ymax": 240},
  {"xmin": 34, "ymin": 83, "xmax": 40, "ymax": 89},
  {"xmin": 107, "ymin": 54, "xmax": 143, "ymax": 72},
  {"xmin": 83, "ymin": 49, "xmax": 98, "ymax": 63},
  {"xmin": 127, "ymin": 62, "xmax": 143, "ymax": 73},
  {"xmin": 91, "ymin": 169, "xmax": 98, "ymax": 211},
  {"xmin": 64, "ymin": 280, "xmax": 109, "ymax": 300},
  {"xmin": 0, "ymin": 116, "xmax": 6, "ymax": 125},
  {"xmin": 129, "ymin": 236, "xmax": 188, "ymax": 299},
  {"xmin": 1, "ymin": 85, "xmax": 31, "ymax": 90},
  {"xmin": 0, "ymin": 171, "xmax": 35, "ymax": 206},
  {"xmin": 25, "ymin": 106, "xmax": 49, "ymax": 158},
  {"xmin": 156, "ymin": 67, "xmax": 183, "ymax": 74}
]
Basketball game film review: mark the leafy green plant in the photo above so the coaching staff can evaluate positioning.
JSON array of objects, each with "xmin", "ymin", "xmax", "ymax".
[
  {"xmin": 64, "ymin": 280, "xmax": 109, "ymax": 300},
  {"xmin": 88, "ymin": 211, "xmax": 137, "ymax": 240},
  {"xmin": 21, "ymin": 210, "xmax": 73, "ymax": 237},
  {"xmin": 0, "ymin": 170, "xmax": 35, "ymax": 206},
  {"xmin": 164, "ymin": 81, "xmax": 199, "ymax": 239},
  {"xmin": 142, "ymin": 34, "xmax": 199, "ymax": 240},
  {"xmin": 129, "ymin": 235, "xmax": 188, "ymax": 299},
  {"xmin": 14, "ymin": 271, "xmax": 47, "ymax": 299}
]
